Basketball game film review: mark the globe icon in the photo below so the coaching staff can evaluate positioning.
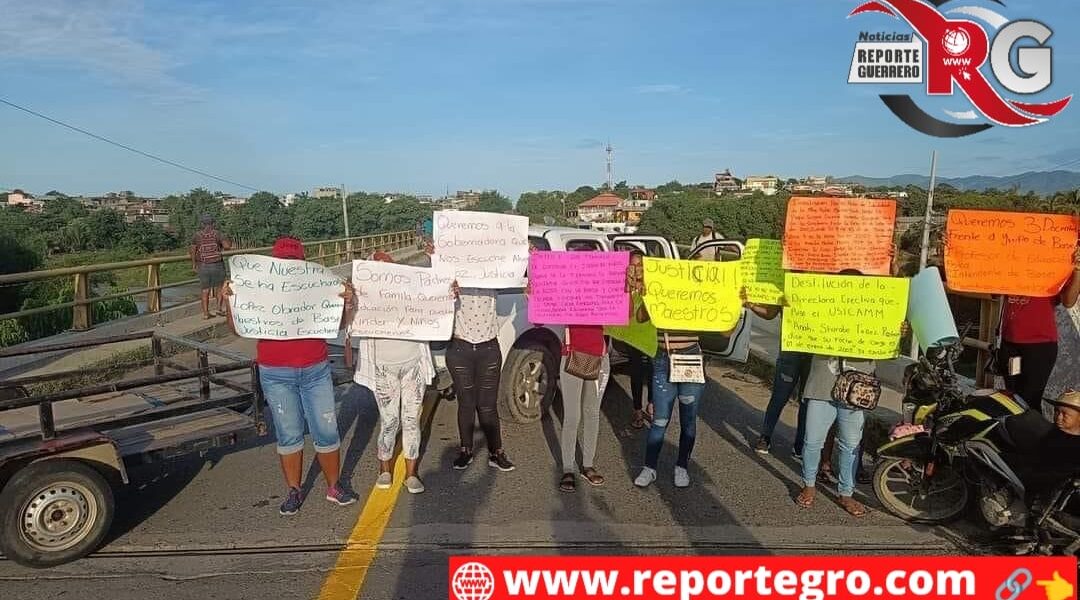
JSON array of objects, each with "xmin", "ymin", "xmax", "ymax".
[
  {"xmin": 943, "ymin": 28, "xmax": 970, "ymax": 55},
  {"xmin": 451, "ymin": 562, "xmax": 496, "ymax": 600}
]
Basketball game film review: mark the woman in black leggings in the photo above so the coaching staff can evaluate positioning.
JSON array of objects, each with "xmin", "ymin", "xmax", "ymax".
[{"xmin": 448, "ymin": 286, "xmax": 515, "ymax": 471}]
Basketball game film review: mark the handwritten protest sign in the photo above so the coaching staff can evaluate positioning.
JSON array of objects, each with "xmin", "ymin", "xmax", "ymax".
[
  {"xmin": 642, "ymin": 258, "xmax": 742, "ymax": 332},
  {"xmin": 605, "ymin": 297, "xmax": 658, "ymax": 357},
  {"xmin": 350, "ymin": 260, "xmax": 455, "ymax": 340},
  {"xmin": 782, "ymin": 197, "xmax": 897, "ymax": 275},
  {"xmin": 944, "ymin": 210, "xmax": 1078, "ymax": 297},
  {"xmin": 527, "ymin": 251, "xmax": 629, "ymax": 325},
  {"xmin": 433, "ymin": 210, "xmax": 529, "ymax": 288},
  {"xmin": 741, "ymin": 239, "xmax": 785, "ymax": 304},
  {"xmin": 781, "ymin": 273, "xmax": 910, "ymax": 359},
  {"xmin": 227, "ymin": 254, "xmax": 344, "ymax": 340}
]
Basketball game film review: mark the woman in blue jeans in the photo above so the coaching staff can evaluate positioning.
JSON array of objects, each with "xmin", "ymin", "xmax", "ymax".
[
  {"xmin": 633, "ymin": 292, "xmax": 734, "ymax": 487},
  {"xmin": 225, "ymin": 237, "xmax": 358, "ymax": 515}
]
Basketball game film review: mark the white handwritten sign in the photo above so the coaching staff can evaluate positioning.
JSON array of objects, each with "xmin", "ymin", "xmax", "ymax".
[
  {"xmin": 227, "ymin": 254, "xmax": 344, "ymax": 339},
  {"xmin": 351, "ymin": 260, "xmax": 455, "ymax": 340},
  {"xmin": 433, "ymin": 210, "xmax": 529, "ymax": 288}
]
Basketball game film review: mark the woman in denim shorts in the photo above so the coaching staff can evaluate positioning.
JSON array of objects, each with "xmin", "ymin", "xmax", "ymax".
[{"xmin": 226, "ymin": 236, "xmax": 358, "ymax": 515}]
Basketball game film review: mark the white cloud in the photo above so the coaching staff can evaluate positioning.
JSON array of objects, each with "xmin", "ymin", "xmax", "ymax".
[
  {"xmin": 0, "ymin": 0, "xmax": 203, "ymax": 102},
  {"xmin": 633, "ymin": 83, "xmax": 689, "ymax": 95}
]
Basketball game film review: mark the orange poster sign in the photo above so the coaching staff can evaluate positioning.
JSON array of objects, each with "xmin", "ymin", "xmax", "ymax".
[
  {"xmin": 944, "ymin": 209, "xmax": 1078, "ymax": 297},
  {"xmin": 781, "ymin": 197, "xmax": 897, "ymax": 275}
]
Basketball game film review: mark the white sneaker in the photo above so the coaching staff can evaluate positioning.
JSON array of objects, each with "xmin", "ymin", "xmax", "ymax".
[
  {"xmin": 403, "ymin": 476, "xmax": 426, "ymax": 494},
  {"xmin": 634, "ymin": 467, "xmax": 657, "ymax": 488},
  {"xmin": 674, "ymin": 466, "xmax": 690, "ymax": 488},
  {"xmin": 376, "ymin": 472, "xmax": 393, "ymax": 489}
]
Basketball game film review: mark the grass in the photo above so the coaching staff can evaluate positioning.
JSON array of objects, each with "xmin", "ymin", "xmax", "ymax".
[{"xmin": 44, "ymin": 248, "xmax": 196, "ymax": 292}]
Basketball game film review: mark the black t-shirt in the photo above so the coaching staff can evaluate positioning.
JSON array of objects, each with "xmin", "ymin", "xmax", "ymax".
[{"xmin": 1022, "ymin": 429, "xmax": 1080, "ymax": 496}]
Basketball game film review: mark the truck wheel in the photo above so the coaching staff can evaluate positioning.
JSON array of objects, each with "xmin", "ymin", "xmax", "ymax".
[
  {"xmin": 0, "ymin": 459, "xmax": 115, "ymax": 568},
  {"xmin": 498, "ymin": 342, "xmax": 557, "ymax": 424}
]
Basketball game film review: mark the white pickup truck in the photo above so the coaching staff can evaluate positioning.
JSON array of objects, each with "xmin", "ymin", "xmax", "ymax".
[{"xmin": 444, "ymin": 225, "xmax": 754, "ymax": 424}]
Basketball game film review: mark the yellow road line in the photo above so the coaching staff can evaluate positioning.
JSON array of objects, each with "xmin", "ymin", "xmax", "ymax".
[{"xmin": 317, "ymin": 397, "xmax": 439, "ymax": 600}]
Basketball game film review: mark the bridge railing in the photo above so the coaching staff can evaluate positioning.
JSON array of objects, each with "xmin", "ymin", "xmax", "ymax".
[{"xmin": 0, "ymin": 231, "xmax": 416, "ymax": 331}]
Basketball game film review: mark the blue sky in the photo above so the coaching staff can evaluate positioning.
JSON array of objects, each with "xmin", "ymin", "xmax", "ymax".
[{"xmin": 1, "ymin": 0, "xmax": 1078, "ymax": 200}]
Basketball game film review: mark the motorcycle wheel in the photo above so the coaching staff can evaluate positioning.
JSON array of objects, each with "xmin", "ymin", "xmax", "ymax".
[{"xmin": 873, "ymin": 458, "xmax": 969, "ymax": 523}]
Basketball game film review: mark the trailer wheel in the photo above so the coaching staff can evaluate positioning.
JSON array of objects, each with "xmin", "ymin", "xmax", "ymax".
[{"xmin": 0, "ymin": 459, "xmax": 115, "ymax": 568}]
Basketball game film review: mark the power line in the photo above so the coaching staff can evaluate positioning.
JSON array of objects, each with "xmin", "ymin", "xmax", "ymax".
[{"xmin": 0, "ymin": 97, "xmax": 261, "ymax": 193}]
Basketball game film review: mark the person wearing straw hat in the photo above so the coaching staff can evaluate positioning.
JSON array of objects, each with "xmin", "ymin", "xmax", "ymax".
[{"xmin": 1015, "ymin": 390, "xmax": 1080, "ymax": 497}]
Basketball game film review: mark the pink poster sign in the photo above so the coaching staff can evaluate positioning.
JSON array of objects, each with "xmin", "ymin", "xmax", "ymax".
[{"xmin": 527, "ymin": 251, "xmax": 630, "ymax": 325}]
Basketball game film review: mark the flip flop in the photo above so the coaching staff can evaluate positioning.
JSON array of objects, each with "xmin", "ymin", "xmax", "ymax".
[
  {"xmin": 559, "ymin": 473, "xmax": 576, "ymax": 493},
  {"xmin": 582, "ymin": 468, "xmax": 605, "ymax": 487},
  {"xmin": 631, "ymin": 412, "xmax": 647, "ymax": 430},
  {"xmin": 795, "ymin": 488, "xmax": 815, "ymax": 508},
  {"xmin": 839, "ymin": 497, "xmax": 868, "ymax": 518}
]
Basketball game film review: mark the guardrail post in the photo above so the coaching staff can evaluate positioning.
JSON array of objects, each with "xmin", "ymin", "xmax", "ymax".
[
  {"xmin": 198, "ymin": 351, "xmax": 210, "ymax": 401},
  {"xmin": 318, "ymin": 243, "xmax": 326, "ymax": 266},
  {"xmin": 335, "ymin": 241, "xmax": 342, "ymax": 266},
  {"xmin": 147, "ymin": 264, "xmax": 162, "ymax": 313},
  {"xmin": 72, "ymin": 273, "xmax": 92, "ymax": 331},
  {"xmin": 152, "ymin": 334, "xmax": 164, "ymax": 376}
]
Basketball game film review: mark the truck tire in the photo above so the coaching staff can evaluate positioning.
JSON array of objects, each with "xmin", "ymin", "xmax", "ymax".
[
  {"xmin": 0, "ymin": 459, "xmax": 115, "ymax": 568},
  {"xmin": 498, "ymin": 342, "xmax": 557, "ymax": 424}
]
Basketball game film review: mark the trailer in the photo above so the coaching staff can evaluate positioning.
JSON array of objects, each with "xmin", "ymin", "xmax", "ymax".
[{"xmin": 0, "ymin": 331, "xmax": 264, "ymax": 568}]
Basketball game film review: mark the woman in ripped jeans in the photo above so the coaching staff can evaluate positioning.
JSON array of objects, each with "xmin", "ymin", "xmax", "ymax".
[
  {"xmin": 633, "ymin": 297, "xmax": 734, "ymax": 488},
  {"xmin": 447, "ymin": 284, "xmax": 515, "ymax": 472}
]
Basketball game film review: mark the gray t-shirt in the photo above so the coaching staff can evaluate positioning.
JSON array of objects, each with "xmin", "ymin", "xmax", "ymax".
[
  {"xmin": 453, "ymin": 288, "xmax": 499, "ymax": 344},
  {"xmin": 802, "ymin": 355, "xmax": 876, "ymax": 402},
  {"xmin": 373, "ymin": 338, "xmax": 422, "ymax": 365}
]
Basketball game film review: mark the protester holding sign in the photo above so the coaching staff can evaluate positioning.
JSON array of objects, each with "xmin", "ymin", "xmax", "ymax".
[
  {"xmin": 224, "ymin": 237, "xmax": 358, "ymax": 515},
  {"xmin": 997, "ymin": 247, "xmax": 1080, "ymax": 413},
  {"xmin": 794, "ymin": 268, "xmax": 909, "ymax": 518},
  {"xmin": 635, "ymin": 256, "xmax": 736, "ymax": 490},
  {"xmin": 447, "ymin": 284, "xmax": 515, "ymax": 472},
  {"xmin": 743, "ymin": 288, "xmax": 811, "ymax": 459},
  {"xmin": 351, "ymin": 252, "xmax": 437, "ymax": 495},
  {"xmin": 608, "ymin": 250, "xmax": 656, "ymax": 430}
]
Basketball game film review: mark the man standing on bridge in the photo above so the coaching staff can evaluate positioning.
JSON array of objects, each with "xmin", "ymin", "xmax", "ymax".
[{"xmin": 189, "ymin": 214, "xmax": 231, "ymax": 319}]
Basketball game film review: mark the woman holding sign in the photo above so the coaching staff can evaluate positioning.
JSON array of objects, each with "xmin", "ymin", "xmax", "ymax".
[
  {"xmin": 997, "ymin": 248, "xmax": 1080, "ymax": 414},
  {"xmin": 351, "ymin": 252, "xmax": 435, "ymax": 495},
  {"xmin": 633, "ymin": 288, "xmax": 733, "ymax": 489},
  {"xmin": 224, "ymin": 237, "xmax": 358, "ymax": 516}
]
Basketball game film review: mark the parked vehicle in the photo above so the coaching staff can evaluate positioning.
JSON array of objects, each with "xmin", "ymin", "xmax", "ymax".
[
  {"xmin": 873, "ymin": 343, "xmax": 1080, "ymax": 555},
  {"xmin": 0, "ymin": 332, "xmax": 263, "ymax": 568}
]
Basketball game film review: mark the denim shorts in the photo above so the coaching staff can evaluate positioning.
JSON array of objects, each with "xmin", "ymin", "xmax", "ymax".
[{"xmin": 258, "ymin": 360, "xmax": 341, "ymax": 455}]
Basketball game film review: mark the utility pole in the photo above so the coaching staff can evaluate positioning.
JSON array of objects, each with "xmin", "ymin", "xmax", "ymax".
[
  {"xmin": 911, "ymin": 150, "xmax": 939, "ymax": 361},
  {"xmin": 341, "ymin": 184, "xmax": 351, "ymax": 258}
]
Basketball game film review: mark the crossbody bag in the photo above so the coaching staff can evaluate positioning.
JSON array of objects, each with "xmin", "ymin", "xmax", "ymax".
[
  {"xmin": 665, "ymin": 333, "xmax": 705, "ymax": 384},
  {"xmin": 831, "ymin": 359, "xmax": 881, "ymax": 411},
  {"xmin": 564, "ymin": 328, "xmax": 602, "ymax": 381}
]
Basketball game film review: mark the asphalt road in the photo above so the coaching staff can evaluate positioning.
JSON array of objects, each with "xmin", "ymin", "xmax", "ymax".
[{"xmin": 0, "ymin": 355, "xmax": 971, "ymax": 600}]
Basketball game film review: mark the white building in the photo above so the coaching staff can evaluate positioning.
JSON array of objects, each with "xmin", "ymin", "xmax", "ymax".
[
  {"xmin": 742, "ymin": 176, "xmax": 780, "ymax": 196},
  {"xmin": 312, "ymin": 186, "xmax": 342, "ymax": 199}
]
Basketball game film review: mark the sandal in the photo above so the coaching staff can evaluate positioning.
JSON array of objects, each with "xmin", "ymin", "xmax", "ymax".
[
  {"xmin": 631, "ymin": 411, "xmax": 647, "ymax": 430},
  {"xmin": 838, "ymin": 496, "xmax": 868, "ymax": 518},
  {"xmin": 818, "ymin": 468, "xmax": 836, "ymax": 484},
  {"xmin": 795, "ymin": 487, "xmax": 815, "ymax": 508},
  {"xmin": 582, "ymin": 468, "xmax": 605, "ymax": 487},
  {"xmin": 559, "ymin": 473, "xmax": 576, "ymax": 493}
]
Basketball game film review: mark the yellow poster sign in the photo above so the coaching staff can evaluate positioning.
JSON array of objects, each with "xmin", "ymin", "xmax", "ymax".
[
  {"xmin": 741, "ymin": 239, "xmax": 785, "ymax": 305},
  {"xmin": 642, "ymin": 258, "xmax": 742, "ymax": 332},
  {"xmin": 605, "ymin": 296, "xmax": 659, "ymax": 357},
  {"xmin": 781, "ymin": 273, "xmax": 910, "ymax": 360}
]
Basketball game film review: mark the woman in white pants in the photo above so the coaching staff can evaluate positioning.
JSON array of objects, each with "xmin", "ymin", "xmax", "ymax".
[{"xmin": 352, "ymin": 252, "xmax": 435, "ymax": 494}]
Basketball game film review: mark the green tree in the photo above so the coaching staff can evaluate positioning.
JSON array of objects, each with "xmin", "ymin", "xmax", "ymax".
[
  {"xmin": 565, "ymin": 185, "xmax": 598, "ymax": 207},
  {"xmin": 472, "ymin": 191, "xmax": 512, "ymax": 213},
  {"xmin": 291, "ymin": 196, "xmax": 344, "ymax": 241},
  {"xmin": 220, "ymin": 192, "xmax": 290, "ymax": 247},
  {"xmin": 121, "ymin": 220, "xmax": 179, "ymax": 253},
  {"xmin": 163, "ymin": 188, "xmax": 225, "ymax": 242},
  {"xmin": 516, "ymin": 191, "xmax": 567, "ymax": 224},
  {"xmin": 0, "ymin": 234, "xmax": 42, "ymax": 313}
]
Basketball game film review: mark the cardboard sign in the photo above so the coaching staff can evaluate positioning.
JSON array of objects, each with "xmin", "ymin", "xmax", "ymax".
[
  {"xmin": 350, "ymin": 260, "xmax": 455, "ymax": 341},
  {"xmin": 907, "ymin": 267, "xmax": 959, "ymax": 351},
  {"xmin": 944, "ymin": 210, "xmax": 1078, "ymax": 297},
  {"xmin": 781, "ymin": 273, "xmax": 910, "ymax": 360},
  {"xmin": 227, "ymin": 254, "xmax": 344, "ymax": 340},
  {"xmin": 642, "ymin": 258, "xmax": 742, "ymax": 332},
  {"xmin": 741, "ymin": 239, "xmax": 785, "ymax": 305},
  {"xmin": 527, "ymin": 251, "xmax": 630, "ymax": 325},
  {"xmin": 782, "ymin": 197, "xmax": 897, "ymax": 275},
  {"xmin": 433, "ymin": 210, "xmax": 529, "ymax": 288},
  {"xmin": 605, "ymin": 296, "xmax": 658, "ymax": 357}
]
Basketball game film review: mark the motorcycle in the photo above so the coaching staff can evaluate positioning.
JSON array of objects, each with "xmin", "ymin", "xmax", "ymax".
[{"xmin": 872, "ymin": 342, "xmax": 1080, "ymax": 555}]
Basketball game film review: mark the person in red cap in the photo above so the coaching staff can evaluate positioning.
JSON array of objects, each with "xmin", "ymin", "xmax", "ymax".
[{"xmin": 224, "ymin": 236, "xmax": 358, "ymax": 515}]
